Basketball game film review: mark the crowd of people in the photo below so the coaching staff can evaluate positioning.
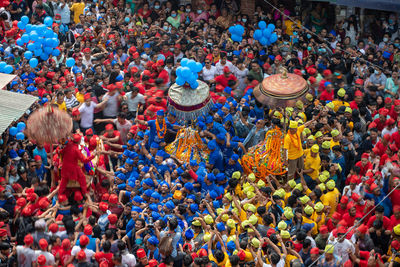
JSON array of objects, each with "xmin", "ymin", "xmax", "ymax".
[{"xmin": 0, "ymin": 0, "xmax": 400, "ymax": 266}]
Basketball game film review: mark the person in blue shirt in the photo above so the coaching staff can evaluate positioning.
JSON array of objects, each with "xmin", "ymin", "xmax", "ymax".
[
  {"xmin": 215, "ymin": 133, "xmax": 246, "ymax": 161},
  {"xmin": 147, "ymin": 236, "xmax": 161, "ymax": 262},
  {"xmin": 33, "ymin": 143, "xmax": 48, "ymax": 166},
  {"xmin": 189, "ymin": 160, "xmax": 207, "ymax": 178},
  {"xmin": 135, "ymin": 110, "xmax": 167, "ymax": 146},
  {"xmin": 225, "ymin": 154, "xmax": 243, "ymax": 178},
  {"xmin": 207, "ymin": 139, "xmax": 224, "ymax": 172},
  {"xmin": 221, "ymin": 103, "xmax": 234, "ymax": 124},
  {"xmin": 203, "ymin": 116, "xmax": 227, "ymax": 139},
  {"xmin": 364, "ymin": 184, "xmax": 392, "ymax": 217}
]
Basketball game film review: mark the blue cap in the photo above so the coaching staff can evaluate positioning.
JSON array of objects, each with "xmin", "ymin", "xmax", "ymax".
[
  {"xmin": 189, "ymin": 160, "xmax": 198, "ymax": 167},
  {"xmin": 151, "ymin": 211, "xmax": 161, "ymax": 221},
  {"xmin": 176, "ymin": 167, "xmax": 184, "ymax": 174},
  {"xmin": 127, "ymin": 139, "xmax": 136, "ymax": 146},
  {"xmin": 165, "ymin": 200, "xmax": 175, "ymax": 210},
  {"xmin": 144, "ymin": 189, "xmax": 154, "ymax": 197},
  {"xmin": 18, "ymin": 149, "xmax": 26, "ymax": 156},
  {"xmin": 115, "ymin": 74, "xmax": 123, "ymax": 81},
  {"xmin": 189, "ymin": 203, "xmax": 198, "ymax": 213},
  {"xmin": 259, "ymin": 50, "xmax": 266, "ymax": 55},
  {"xmin": 208, "ymin": 139, "xmax": 217, "ymax": 150},
  {"xmin": 205, "ymin": 116, "xmax": 213, "ymax": 124},
  {"xmin": 302, "ymin": 223, "xmax": 315, "ymax": 232},
  {"xmin": 137, "ymin": 131, "xmax": 144, "ymax": 138},
  {"xmin": 216, "ymin": 173, "xmax": 225, "ymax": 182},
  {"xmin": 123, "ymin": 150, "xmax": 131, "ymax": 157},
  {"xmin": 227, "ymin": 240, "xmax": 236, "ymax": 251},
  {"xmin": 231, "ymin": 100, "xmax": 238, "ymax": 107},
  {"xmin": 160, "ymin": 181, "xmax": 170, "ymax": 188},
  {"xmin": 117, "ymin": 173, "xmax": 126, "ymax": 181},
  {"xmin": 207, "ymin": 173, "xmax": 215, "ymax": 182},
  {"xmin": 156, "ymin": 110, "xmax": 164, "ymax": 116},
  {"xmin": 215, "ymin": 103, "xmax": 223, "ymax": 109},
  {"xmin": 185, "ymin": 228, "xmax": 194, "ymax": 240},
  {"xmin": 132, "ymin": 196, "xmax": 143, "ymax": 203},
  {"xmin": 9, "ymin": 150, "xmax": 19, "ymax": 159},
  {"xmin": 125, "ymin": 158, "xmax": 134, "ymax": 165},
  {"xmin": 209, "ymin": 190, "xmax": 218, "ymax": 199},
  {"xmin": 151, "ymin": 192, "xmax": 160, "ymax": 200},
  {"xmin": 217, "ymin": 110, "xmax": 224, "ymax": 118},
  {"xmin": 217, "ymin": 222, "xmax": 226, "ymax": 232},
  {"xmin": 184, "ymin": 182, "xmax": 194, "ymax": 191},
  {"xmin": 149, "ymin": 203, "xmax": 158, "ymax": 211},
  {"xmin": 150, "ymin": 142, "xmax": 159, "ymax": 149},
  {"xmin": 144, "ymin": 43, "xmax": 150, "ymax": 48},
  {"xmin": 147, "ymin": 236, "xmax": 159, "ymax": 245},
  {"xmin": 130, "ymin": 152, "xmax": 138, "ymax": 158},
  {"xmin": 324, "ymin": 81, "xmax": 332, "ymax": 87},
  {"xmin": 142, "ymin": 166, "xmax": 150, "ymax": 173},
  {"xmin": 231, "ymin": 154, "xmax": 239, "ymax": 161},
  {"xmin": 156, "ymin": 150, "xmax": 164, "ymax": 158},
  {"xmin": 144, "ymin": 130, "xmax": 150, "ymax": 136},
  {"xmin": 224, "ymin": 87, "xmax": 232, "ymax": 95},
  {"xmin": 216, "ymin": 133, "xmax": 226, "ymax": 141},
  {"xmin": 11, "ymin": 81, "xmax": 18, "ymax": 87},
  {"xmin": 187, "ymin": 194, "xmax": 196, "ymax": 200},
  {"xmin": 132, "ymin": 206, "xmax": 142, "ymax": 213}
]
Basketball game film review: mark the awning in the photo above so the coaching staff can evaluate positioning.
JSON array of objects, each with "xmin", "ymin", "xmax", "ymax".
[
  {"xmin": 0, "ymin": 86, "xmax": 38, "ymax": 134},
  {"xmin": 308, "ymin": 0, "xmax": 400, "ymax": 11}
]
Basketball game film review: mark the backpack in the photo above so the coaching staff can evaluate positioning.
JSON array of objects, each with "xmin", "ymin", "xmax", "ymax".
[{"xmin": 159, "ymin": 233, "xmax": 174, "ymax": 256}]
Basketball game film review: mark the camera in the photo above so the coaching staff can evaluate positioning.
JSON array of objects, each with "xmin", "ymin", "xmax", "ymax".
[{"xmin": 148, "ymin": 217, "xmax": 154, "ymax": 228}]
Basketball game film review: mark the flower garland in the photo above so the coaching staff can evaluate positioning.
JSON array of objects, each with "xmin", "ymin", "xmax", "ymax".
[{"xmin": 156, "ymin": 119, "xmax": 167, "ymax": 139}]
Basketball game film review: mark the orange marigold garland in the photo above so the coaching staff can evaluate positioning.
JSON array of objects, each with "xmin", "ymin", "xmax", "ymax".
[{"xmin": 155, "ymin": 119, "xmax": 167, "ymax": 139}]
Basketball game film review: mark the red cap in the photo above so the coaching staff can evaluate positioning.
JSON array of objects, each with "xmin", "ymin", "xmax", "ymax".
[
  {"xmin": 351, "ymin": 193, "xmax": 361, "ymax": 202},
  {"xmin": 58, "ymin": 194, "xmax": 67, "ymax": 203},
  {"xmin": 355, "ymin": 78, "xmax": 364, "ymax": 85},
  {"xmin": 293, "ymin": 69, "xmax": 302, "ymax": 76},
  {"xmin": 76, "ymin": 76, "xmax": 83, "ymax": 83},
  {"xmin": 77, "ymin": 249, "xmax": 86, "ymax": 260},
  {"xmin": 349, "ymin": 175, "xmax": 358, "ymax": 184},
  {"xmin": 332, "ymin": 212, "xmax": 341, "ymax": 221},
  {"xmin": 309, "ymin": 76, "xmax": 317, "ymax": 84},
  {"xmin": 149, "ymin": 259, "xmax": 158, "ymax": 267},
  {"xmin": 137, "ymin": 248, "xmax": 146, "ymax": 259},
  {"xmin": 109, "ymin": 194, "xmax": 118, "ymax": 204},
  {"xmin": 62, "ymin": 238, "xmax": 71, "ymax": 249},
  {"xmin": 395, "ymin": 100, "xmax": 400, "ymax": 106},
  {"xmin": 67, "ymin": 82, "xmax": 75, "ymax": 88},
  {"xmin": 394, "ymin": 205, "xmax": 400, "ymax": 213},
  {"xmin": 24, "ymin": 234, "xmax": 34, "ymax": 245},
  {"xmin": 323, "ymin": 69, "xmax": 332, "ymax": 76},
  {"xmin": 223, "ymin": 66, "xmax": 230, "ymax": 73},
  {"xmin": 105, "ymin": 124, "xmax": 114, "ymax": 130},
  {"xmin": 83, "ymin": 225, "xmax": 93, "ymax": 235},
  {"xmin": 99, "ymin": 202, "xmax": 108, "ymax": 212},
  {"xmin": 384, "ymin": 133, "xmax": 391, "ymax": 141},
  {"xmin": 385, "ymin": 97, "xmax": 392, "ymax": 104},
  {"xmin": 107, "ymin": 84, "xmax": 116, "ymax": 92},
  {"xmin": 319, "ymin": 225, "xmax": 328, "ymax": 234},
  {"xmin": 263, "ymin": 62, "xmax": 270, "ymax": 70},
  {"xmin": 386, "ymin": 118, "xmax": 395, "ymax": 126},
  {"xmin": 79, "ymin": 235, "xmax": 89, "ymax": 246},
  {"xmin": 85, "ymin": 128, "xmax": 93, "ymax": 135},
  {"xmin": 71, "ymin": 108, "xmax": 80, "ymax": 116},
  {"xmin": 379, "ymin": 108, "xmax": 389, "ymax": 116},
  {"xmin": 73, "ymin": 133, "xmax": 81, "ymax": 143},
  {"xmin": 267, "ymin": 228, "xmax": 276, "ymax": 237},
  {"xmin": 83, "ymin": 48, "xmax": 91, "ymax": 53},
  {"xmin": 390, "ymin": 144, "xmax": 399, "ymax": 152},
  {"xmin": 310, "ymin": 247, "xmax": 319, "ymax": 254},
  {"xmin": 101, "ymin": 193, "xmax": 110, "ymax": 202},
  {"xmin": 275, "ymin": 55, "xmax": 282, "ymax": 61},
  {"xmin": 49, "ymin": 223, "xmax": 59, "ymax": 233},
  {"xmin": 37, "ymin": 254, "xmax": 46, "ymax": 266},
  {"xmin": 46, "ymin": 72, "xmax": 55, "ymax": 79},
  {"xmin": 370, "ymin": 183, "xmax": 378, "ymax": 191},
  {"xmin": 108, "ymin": 214, "xmax": 118, "ymax": 225},
  {"xmin": 392, "ymin": 240, "xmax": 400, "ymax": 251},
  {"xmin": 39, "ymin": 238, "xmax": 48, "ymax": 250},
  {"xmin": 357, "ymin": 224, "xmax": 368, "ymax": 234},
  {"xmin": 74, "ymin": 191, "xmax": 83, "ymax": 202},
  {"xmin": 27, "ymin": 193, "xmax": 38, "ymax": 202},
  {"xmin": 247, "ymin": 53, "xmax": 254, "ymax": 59},
  {"xmin": 56, "ymin": 214, "xmax": 64, "ymax": 222},
  {"xmin": 337, "ymin": 226, "xmax": 347, "ymax": 234},
  {"xmin": 34, "ymin": 155, "xmax": 42, "ymax": 161},
  {"xmin": 237, "ymin": 250, "xmax": 246, "ymax": 261},
  {"xmin": 361, "ymin": 153, "xmax": 369, "ymax": 159},
  {"xmin": 340, "ymin": 195, "xmax": 349, "ymax": 204},
  {"xmin": 16, "ymin": 198, "xmax": 26, "ymax": 207},
  {"xmin": 38, "ymin": 198, "xmax": 49, "ymax": 209},
  {"xmin": 354, "ymin": 90, "xmax": 363, "ymax": 97},
  {"xmin": 22, "ymin": 206, "xmax": 32, "ymax": 217},
  {"xmin": 0, "ymin": 229, "xmax": 7, "ymax": 237},
  {"xmin": 156, "ymin": 59, "xmax": 164, "ymax": 67},
  {"xmin": 307, "ymin": 68, "xmax": 317, "ymax": 75}
]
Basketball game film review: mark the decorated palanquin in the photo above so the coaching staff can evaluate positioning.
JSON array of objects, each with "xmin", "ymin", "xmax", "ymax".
[
  {"xmin": 165, "ymin": 127, "xmax": 210, "ymax": 164},
  {"xmin": 241, "ymin": 127, "xmax": 287, "ymax": 181}
]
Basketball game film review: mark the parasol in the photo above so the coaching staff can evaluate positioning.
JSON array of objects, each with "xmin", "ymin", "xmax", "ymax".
[
  {"xmin": 26, "ymin": 105, "xmax": 73, "ymax": 144},
  {"xmin": 253, "ymin": 68, "xmax": 308, "ymax": 108},
  {"xmin": 167, "ymin": 80, "xmax": 214, "ymax": 121}
]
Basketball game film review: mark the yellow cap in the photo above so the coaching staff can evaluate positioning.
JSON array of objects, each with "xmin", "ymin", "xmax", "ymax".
[
  {"xmin": 286, "ymin": 107, "xmax": 294, "ymax": 115},
  {"xmin": 280, "ymin": 230, "xmax": 290, "ymax": 239},
  {"xmin": 326, "ymin": 180, "xmax": 335, "ymax": 190},
  {"xmin": 307, "ymin": 135, "xmax": 316, "ymax": 141},
  {"xmin": 273, "ymin": 188, "xmax": 285, "ymax": 198},
  {"xmin": 257, "ymin": 180, "xmax": 265, "ymax": 188},
  {"xmin": 315, "ymin": 131, "xmax": 323, "ymax": 138},
  {"xmin": 248, "ymin": 214, "xmax": 258, "ymax": 225},
  {"xmin": 192, "ymin": 220, "xmax": 201, "ymax": 226},
  {"xmin": 278, "ymin": 221, "xmax": 287, "ymax": 230},
  {"xmin": 203, "ymin": 233, "xmax": 211, "ymax": 242},
  {"xmin": 304, "ymin": 205, "xmax": 314, "ymax": 215},
  {"xmin": 294, "ymin": 183, "xmax": 303, "ymax": 192},
  {"xmin": 232, "ymin": 171, "xmax": 241, "ymax": 179},
  {"xmin": 322, "ymin": 170, "xmax": 330, "ymax": 177},
  {"xmin": 241, "ymin": 220, "xmax": 250, "ymax": 229},
  {"xmin": 224, "ymin": 192, "xmax": 233, "ymax": 201},
  {"xmin": 247, "ymin": 228, "xmax": 254, "ymax": 233},
  {"xmin": 248, "ymin": 173, "xmax": 256, "ymax": 182},
  {"xmin": 306, "ymin": 93, "xmax": 313, "ymax": 101},
  {"xmin": 232, "ymin": 208, "xmax": 239, "ymax": 215},
  {"xmin": 227, "ymin": 235, "xmax": 236, "ymax": 242},
  {"xmin": 318, "ymin": 174, "xmax": 328, "ymax": 183},
  {"xmin": 303, "ymin": 128, "xmax": 311, "ymax": 135},
  {"xmin": 311, "ymin": 144, "xmax": 319, "ymax": 153},
  {"xmin": 273, "ymin": 111, "xmax": 282, "ymax": 118},
  {"xmin": 296, "ymin": 100, "xmax": 304, "ymax": 109},
  {"xmin": 298, "ymin": 112, "xmax": 306, "ymax": 121},
  {"xmin": 394, "ymin": 224, "xmax": 400, "ymax": 235},
  {"xmin": 227, "ymin": 219, "xmax": 236, "ymax": 229},
  {"xmin": 284, "ymin": 209, "xmax": 294, "ymax": 220},
  {"xmin": 136, "ymin": 21, "xmax": 142, "ymax": 26},
  {"xmin": 204, "ymin": 214, "xmax": 214, "ymax": 225},
  {"xmin": 173, "ymin": 190, "xmax": 182, "ymax": 200},
  {"xmin": 322, "ymin": 141, "xmax": 331, "ymax": 149},
  {"xmin": 217, "ymin": 208, "xmax": 224, "ymax": 215},
  {"xmin": 251, "ymin": 238, "xmax": 260, "ymax": 248},
  {"xmin": 331, "ymin": 129, "xmax": 340, "ymax": 137},
  {"xmin": 221, "ymin": 214, "xmax": 229, "ymax": 222},
  {"xmin": 314, "ymin": 202, "xmax": 324, "ymax": 213},
  {"xmin": 324, "ymin": 244, "xmax": 334, "ymax": 254},
  {"xmin": 337, "ymin": 88, "xmax": 346, "ymax": 97},
  {"xmin": 297, "ymin": 119, "xmax": 304, "ymax": 125},
  {"xmin": 326, "ymin": 102, "xmax": 335, "ymax": 110},
  {"xmin": 345, "ymin": 107, "xmax": 352, "ymax": 113},
  {"xmin": 247, "ymin": 191, "xmax": 255, "ymax": 199},
  {"xmin": 288, "ymin": 179, "xmax": 296, "ymax": 188},
  {"xmin": 246, "ymin": 204, "xmax": 256, "ymax": 213},
  {"xmin": 289, "ymin": 120, "xmax": 298, "ymax": 129},
  {"xmin": 318, "ymin": 183, "xmax": 326, "ymax": 191},
  {"xmin": 300, "ymin": 195, "xmax": 310, "ymax": 205}
]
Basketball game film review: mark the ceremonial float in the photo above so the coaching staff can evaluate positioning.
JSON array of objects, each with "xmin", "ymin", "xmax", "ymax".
[{"xmin": 241, "ymin": 69, "xmax": 309, "ymax": 181}]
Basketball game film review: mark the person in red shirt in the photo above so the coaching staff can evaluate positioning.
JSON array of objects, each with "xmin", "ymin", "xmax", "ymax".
[
  {"xmin": 317, "ymin": 69, "xmax": 332, "ymax": 92},
  {"xmin": 326, "ymin": 212, "xmax": 341, "ymax": 232},
  {"xmin": 101, "ymin": 124, "xmax": 123, "ymax": 152},
  {"xmin": 59, "ymin": 239, "xmax": 72, "ymax": 266},
  {"xmin": 155, "ymin": 60, "xmax": 169, "ymax": 85},
  {"xmin": 336, "ymin": 195, "xmax": 349, "ymax": 217},
  {"xmin": 366, "ymin": 205, "xmax": 392, "ymax": 231},
  {"xmin": 160, "ymin": 43, "xmax": 173, "ymax": 59},
  {"xmin": 373, "ymin": 108, "xmax": 389, "ymax": 132},
  {"xmin": 390, "ymin": 177, "xmax": 400, "ymax": 208},
  {"xmin": 349, "ymin": 90, "xmax": 364, "ymax": 110},
  {"xmin": 389, "ymin": 100, "xmax": 400, "ymax": 120},
  {"xmin": 391, "ymin": 123, "xmax": 400, "ymax": 149},
  {"xmin": 355, "ymin": 153, "xmax": 373, "ymax": 177},
  {"xmin": 213, "ymin": 66, "xmax": 238, "ymax": 92},
  {"xmin": 94, "ymin": 241, "xmax": 113, "ymax": 266},
  {"xmin": 319, "ymin": 82, "xmax": 334, "ymax": 101},
  {"xmin": 390, "ymin": 205, "xmax": 400, "ymax": 228},
  {"xmin": 375, "ymin": 133, "xmax": 390, "ymax": 157},
  {"xmin": 342, "ymin": 202, "xmax": 357, "ymax": 227}
]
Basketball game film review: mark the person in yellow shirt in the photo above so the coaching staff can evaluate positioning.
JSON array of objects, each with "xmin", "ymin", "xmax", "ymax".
[
  {"xmin": 303, "ymin": 144, "xmax": 321, "ymax": 189},
  {"xmin": 284, "ymin": 119, "xmax": 315, "ymax": 179},
  {"xmin": 56, "ymin": 91, "xmax": 67, "ymax": 111},
  {"xmin": 331, "ymin": 88, "xmax": 350, "ymax": 112},
  {"xmin": 302, "ymin": 205, "xmax": 318, "ymax": 236},
  {"xmin": 283, "ymin": 15, "xmax": 301, "ymax": 36},
  {"xmin": 311, "ymin": 202, "xmax": 326, "ymax": 229},
  {"xmin": 70, "ymin": 0, "xmax": 85, "ymax": 24},
  {"xmin": 321, "ymin": 180, "xmax": 340, "ymax": 217},
  {"xmin": 208, "ymin": 231, "xmax": 231, "ymax": 266}
]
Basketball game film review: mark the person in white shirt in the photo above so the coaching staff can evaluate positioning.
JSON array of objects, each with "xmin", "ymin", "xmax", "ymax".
[
  {"xmin": 328, "ymin": 228, "xmax": 354, "ymax": 264},
  {"xmin": 118, "ymin": 241, "xmax": 137, "ymax": 267},
  {"xmin": 215, "ymin": 53, "xmax": 234, "ymax": 75},
  {"xmin": 78, "ymin": 93, "xmax": 109, "ymax": 131},
  {"xmin": 342, "ymin": 176, "xmax": 362, "ymax": 198},
  {"xmin": 16, "ymin": 234, "xmax": 36, "ymax": 267},
  {"xmin": 94, "ymin": 113, "xmax": 132, "ymax": 144},
  {"xmin": 34, "ymin": 239, "xmax": 55, "ymax": 265},
  {"xmin": 125, "ymin": 86, "xmax": 145, "ymax": 118},
  {"xmin": 70, "ymin": 235, "xmax": 95, "ymax": 263},
  {"xmin": 202, "ymin": 59, "xmax": 217, "ymax": 82}
]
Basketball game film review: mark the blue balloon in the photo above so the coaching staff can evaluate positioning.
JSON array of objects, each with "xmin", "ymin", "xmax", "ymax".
[
  {"xmin": 29, "ymin": 58, "xmax": 38, "ymax": 68},
  {"xmin": 228, "ymin": 26, "xmax": 235, "ymax": 34},
  {"xmin": 44, "ymin": 46, "xmax": 53, "ymax": 54},
  {"xmin": 187, "ymin": 60, "xmax": 197, "ymax": 72},
  {"xmin": 34, "ymin": 42, "xmax": 42, "ymax": 50},
  {"xmin": 9, "ymin": 127, "xmax": 17, "ymax": 136},
  {"xmin": 40, "ymin": 53, "xmax": 49, "ymax": 61},
  {"xmin": 16, "ymin": 132, "xmax": 25, "ymax": 141},
  {"xmin": 0, "ymin": 62, "xmax": 6, "ymax": 71},
  {"xmin": 259, "ymin": 37, "xmax": 268, "ymax": 46},
  {"xmin": 17, "ymin": 122, "xmax": 26, "ymax": 132},
  {"xmin": 34, "ymin": 49, "xmax": 42, "ymax": 57},
  {"xmin": 44, "ymin": 29, "xmax": 53, "ymax": 38},
  {"xmin": 25, "ymin": 24, "xmax": 32, "ymax": 33},
  {"xmin": 24, "ymin": 51, "xmax": 33, "ymax": 60},
  {"xmin": 258, "ymin": 21, "xmax": 267, "ymax": 29},
  {"xmin": 17, "ymin": 21, "xmax": 25, "ymax": 30},
  {"xmin": 3, "ymin": 65, "xmax": 13, "ymax": 74},
  {"xmin": 52, "ymin": 49, "xmax": 60, "ymax": 57},
  {"xmin": 254, "ymin": 29, "xmax": 262, "ymax": 40},
  {"xmin": 180, "ymin": 58, "xmax": 189, "ymax": 67},
  {"xmin": 181, "ymin": 67, "xmax": 191, "ymax": 79},
  {"xmin": 16, "ymin": 38, "xmax": 23, "ymax": 46},
  {"xmin": 21, "ymin": 34, "xmax": 29, "ymax": 44},
  {"xmin": 21, "ymin": 16, "xmax": 29, "ymax": 24},
  {"xmin": 176, "ymin": 76, "xmax": 185, "ymax": 86},
  {"xmin": 236, "ymin": 25, "xmax": 244, "ymax": 36},
  {"xmin": 157, "ymin": 54, "xmax": 165, "ymax": 61},
  {"xmin": 263, "ymin": 28, "xmax": 271, "ymax": 38},
  {"xmin": 190, "ymin": 81, "xmax": 199, "ymax": 89},
  {"xmin": 269, "ymin": 32, "xmax": 278, "ymax": 43},
  {"xmin": 66, "ymin": 57, "xmax": 75, "ymax": 68},
  {"xmin": 125, "ymin": 17, "xmax": 130, "ymax": 23},
  {"xmin": 194, "ymin": 62, "xmax": 203, "ymax": 73},
  {"xmin": 37, "ymin": 25, "xmax": 47, "ymax": 36},
  {"xmin": 193, "ymin": 73, "xmax": 199, "ymax": 80},
  {"xmin": 29, "ymin": 31, "xmax": 39, "ymax": 42},
  {"xmin": 176, "ymin": 67, "xmax": 182, "ymax": 77},
  {"xmin": 44, "ymin": 16, "xmax": 53, "ymax": 27},
  {"xmin": 27, "ymin": 43, "xmax": 35, "ymax": 51},
  {"xmin": 187, "ymin": 74, "xmax": 196, "ymax": 84},
  {"xmin": 267, "ymin": 23, "xmax": 275, "ymax": 32}
]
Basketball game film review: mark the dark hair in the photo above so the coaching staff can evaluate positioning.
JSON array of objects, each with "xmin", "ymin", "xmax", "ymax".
[
  {"xmin": 270, "ymin": 253, "xmax": 281, "ymax": 264},
  {"xmin": 214, "ymin": 249, "xmax": 224, "ymax": 262},
  {"xmin": 375, "ymin": 205, "xmax": 384, "ymax": 213},
  {"xmin": 102, "ymin": 240, "xmax": 111, "ymax": 252},
  {"xmin": 168, "ymin": 217, "xmax": 178, "ymax": 230}
]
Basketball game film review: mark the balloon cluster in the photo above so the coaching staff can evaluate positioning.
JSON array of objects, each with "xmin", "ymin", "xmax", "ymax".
[
  {"xmin": 9, "ymin": 122, "xmax": 26, "ymax": 141},
  {"xmin": 229, "ymin": 24, "xmax": 245, "ymax": 42},
  {"xmin": 0, "ymin": 62, "xmax": 14, "ymax": 74},
  {"xmin": 176, "ymin": 58, "xmax": 203, "ymax": 89},
  {"xmin": 14, "ymin": 16, "xmax": 62, "ymax": 68},
  {"xmin": 253, "ymin": 21, "xmax": 278, "ymax": 46}
]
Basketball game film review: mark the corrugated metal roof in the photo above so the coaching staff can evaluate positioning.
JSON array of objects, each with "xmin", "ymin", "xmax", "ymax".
[{"xmin": 0, "ymin": 75, "xmax": 38, "ymax": 133}]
